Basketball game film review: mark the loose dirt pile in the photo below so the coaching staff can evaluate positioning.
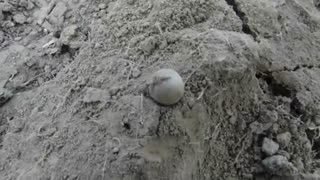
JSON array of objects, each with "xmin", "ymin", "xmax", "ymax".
[{"xmin": 1, "ymin": 0, "xmax": 320, "ymax": 179}]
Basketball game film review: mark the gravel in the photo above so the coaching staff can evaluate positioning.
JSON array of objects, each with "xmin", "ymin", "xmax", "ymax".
[{"xmin": 262, "ymin": 137, "xmax": 279, "ymax": 156}]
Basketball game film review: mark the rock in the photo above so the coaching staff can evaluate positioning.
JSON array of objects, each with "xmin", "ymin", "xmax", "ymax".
[
  {"xmin": 60, "ymin": 25, "xmax": 78, "ymax": 41},
  {"xmin": 2, "ymin": 21, "xmax": 15, "ymax": 28},
  {"xmin": 26, "ymin": 1, "xmax": 35, "ymax": 10},
  {"xmin": 13, "ymin": 13, "xmax": 27, "ymax": 24},
  {"xmin": 149, "ymin": 69, "xmax": 184, "ymax": 106},
  {"xmin": 19, "ymin": 0, "xmax": 28, "ymax": 7},
  {"xmin": 276, "ymin": 132, "xmax": 291, "ymax": 148},
  {"xmin": 250, "ymin": 121, "xmax": 273, "ymax": 134},
  {"xmin": 0, "ymin": 2, "xmax": 14, "ymax": 12},
  {"xmin": 262, "ymin": 137, "xmax": 279, "ymax": 156},
  {"xmin": 14, "ymin": 37, "xmax": 22, "ymax": 41},
  {"xmin": 98, "ymin": 3, "xmax": 107, "ymax": 10},
  {"xmin": 260, "ymin": 109, "xmax": 278, "ymax": 123},
  {"xmin": 60, "ymin": 25, "xmax": 86, "ymax": 49},
  {"xmin": 49, "ymin": 2, "xmax": 68, "ymax": 25},
  {"xmin": 262, "ymin": 155, "xmax": 298, "ymax": 176}
]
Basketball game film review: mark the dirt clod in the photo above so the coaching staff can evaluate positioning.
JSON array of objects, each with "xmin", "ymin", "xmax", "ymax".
[{"xmin": 262, "ymin": 137, "xmax": 280, "ymax": 156}]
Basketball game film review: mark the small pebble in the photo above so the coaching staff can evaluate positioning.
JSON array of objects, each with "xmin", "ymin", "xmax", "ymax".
[
  {"xmin": 262, "ymin": 155, "xmax": 297, "ymax": 175},
  {"xmin": 149, "ymin": 69, "xmax": 184, "ymax": 105},
  {"xmin": 3, "ymin": 21, "xmax": 15, "ymax": 28},
  {"xmin": 14, "ymin": 37, "xmax": 22, "ymax": 41},
  {"xmin": 260, "ymin": 109, "xmax": 278, "ymax": 123},
  {"xmin": 276, "ymin": 132, "xmax": 291, "ymax": 148},
  {"xmin": 13, "ymin": 13, "xmax": 27, "ymax": 24},
  {"xmin": 112, "ymin": 147, "xmax": 120, "ymax": 154},
  {"xmin": 262, "ymin": 137, "xmax": 279, "ymax": 156},
  {"xmin": 98, "ymin": 3, "xmax": 107, "ymax": 10}
]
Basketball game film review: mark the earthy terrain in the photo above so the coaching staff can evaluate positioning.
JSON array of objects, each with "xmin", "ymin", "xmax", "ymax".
[{"xmin": 1, "ymin": 0, "xmax": 320, "ymax": 179}]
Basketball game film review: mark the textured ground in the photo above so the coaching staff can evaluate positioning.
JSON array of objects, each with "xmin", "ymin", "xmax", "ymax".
[{"xmin": 0, "ymin": 0, "xmax": 320, "ymax": 179}]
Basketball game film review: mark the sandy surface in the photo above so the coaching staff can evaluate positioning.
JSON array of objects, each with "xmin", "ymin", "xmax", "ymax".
[{"xmin": 1, "ymin": 0, "xmax": 320, "ymax": 179}]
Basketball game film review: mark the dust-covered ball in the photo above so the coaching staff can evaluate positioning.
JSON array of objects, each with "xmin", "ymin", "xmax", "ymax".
[{"xmin": 149, "ymin": 69, "xmax": 184, "ymax": 105}]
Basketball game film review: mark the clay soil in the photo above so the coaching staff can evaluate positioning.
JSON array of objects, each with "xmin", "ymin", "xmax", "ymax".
[{"xmin": 1, "ymin": 0, "xmax": 320, "ymax": 179}]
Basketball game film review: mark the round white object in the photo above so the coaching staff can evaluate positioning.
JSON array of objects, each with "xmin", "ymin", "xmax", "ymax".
[{"xmin": 149, "ymin": 69, "xmax": 184, "ymax": 105}]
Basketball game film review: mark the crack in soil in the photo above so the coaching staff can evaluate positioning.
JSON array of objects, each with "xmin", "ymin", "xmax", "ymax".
[{"xmin": 225, "ymin": 0, "xmax": 258, "ymax": 41}]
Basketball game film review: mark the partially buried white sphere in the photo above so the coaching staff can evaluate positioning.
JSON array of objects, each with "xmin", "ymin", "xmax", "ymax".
[{"xmin": 149, "ymin": 69, "xmax": 184, "ymax": 105}]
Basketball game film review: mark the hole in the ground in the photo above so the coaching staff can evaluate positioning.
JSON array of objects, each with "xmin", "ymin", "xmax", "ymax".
[
  {"xmin": 53, "ymin": 30, "xmax": 61, "ymax": 38},
  {"xmin": 290, "ymin": 98, "xmax": 305, "ymax": 117},
  {"xmin": 270, "ymin": 83, "xmax": 292, "ymax": 97},
  {"xmin": 242, "ymin": 24, "xmax": 257, "ymax": 39},
  {"xmin": 123, "ymin": 122, "xmax": 131, "ymax": 130},
  {"xmin": 61, "ymin": 44, "xmax": 70, "ymax": 54},
  {"xmin": 2, "ymin": 11, "xmax": 12, "ymax": 17},
  {"xmin": 60, "ymin": 44, "xmax": 79, "ymax": 59},
  {"xmin": 293, "ymin": 65, "xmax": 300, "ymax": 71},
  {"xmin": 306, "ymin": 128, "xmax": 320, "ymax": 158},
  {"xmin": 256, "ymin": 72, "xmax": 293, "ymax": 97}
]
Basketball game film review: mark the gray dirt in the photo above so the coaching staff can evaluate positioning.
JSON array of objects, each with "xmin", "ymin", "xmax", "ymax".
[{"xmin": 0, "ymin": 0, "xmax": 320, "ymax": 179}]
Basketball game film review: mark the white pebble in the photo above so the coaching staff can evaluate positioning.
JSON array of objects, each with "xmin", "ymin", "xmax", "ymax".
[{"xmin": 149, "ymin": 69, "xmax": 184, "ymax": 105}]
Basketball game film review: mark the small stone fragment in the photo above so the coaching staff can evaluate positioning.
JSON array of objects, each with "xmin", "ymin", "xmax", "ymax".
[
  {"xmin": 262, "ymin": 137, "xmax": 279, "ymax": 156},
  {"xmin": 112, "ymin": 147, "xmax": 120, "ymax": 154},
  {"xmin": 3, "ymin": 21, "xmax": 15, "ymax": 28},
  {"xmin": 14, "ymin": 37, "xmax": 22, "ymax": 41},
  {"xmin": 1, "ymin": 2, "xmax": 14, "ymax": 12},
  {"xmin": 260, "ymin": 109, "xmax": 278, "ymax": 123},
  {"xmin": 49, "ymin": 2, "xmax": 68, "ymax": 25},
  {"xmin": 276, "ymin": 132, "xmax": 291, "ymax": 148},
  {"xmin": 19, "ymin": 0, "xmax": 28, "ymax": 7},
  {"xmin": 98, "ymin": 3, "xmax": 107, "ymax": 9},
  {"xmin": 149, "ymin": 69, "xmax": 184, "ymax": 105},
  {"xmin": 250, "ymin": 121, "xmax": 272, "ymax": 134},
  {"xmin": 262, "ymin": 155, "xmax": 297, "ymax": 176},
  {"xmin": 26, "ymin": 1, "xmax": 35, "ymax": 10},
  {"xmin": 13, "ymin": 13, "xmax": 27, "ymax": 24}
]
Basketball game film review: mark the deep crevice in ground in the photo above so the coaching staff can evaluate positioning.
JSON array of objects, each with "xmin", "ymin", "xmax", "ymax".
[{"xmin": 225, "ymin": 0, "xmax": 258, "ymax": 41}]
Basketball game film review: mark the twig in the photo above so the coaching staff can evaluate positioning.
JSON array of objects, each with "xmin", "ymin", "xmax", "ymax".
[
  {"xmin": 140, "ymin": 93, "xmax": 144, "ymax": 125},
  {"xmin": 196, "ymin": 87, "xmax": 207, "ymax": 100},
  {"xmin": 211, "ymin": 123, "xmax": 221, "ymax": 142}
]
